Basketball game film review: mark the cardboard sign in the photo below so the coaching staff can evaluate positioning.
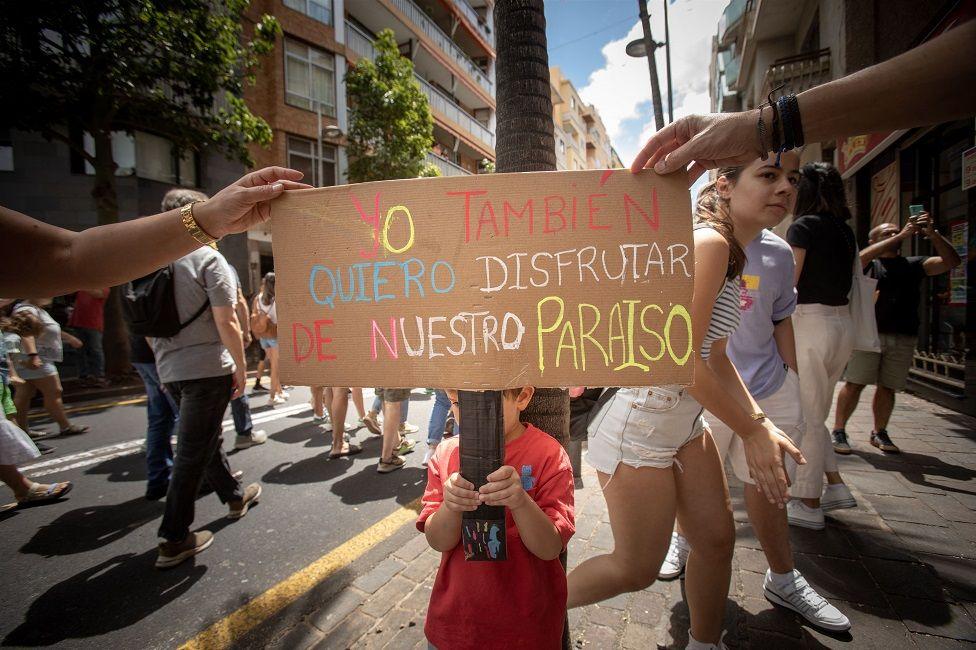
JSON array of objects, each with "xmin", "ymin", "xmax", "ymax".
[{"xmin": 271, "ymin": 169, "xmax": 694, "ymax": 389}]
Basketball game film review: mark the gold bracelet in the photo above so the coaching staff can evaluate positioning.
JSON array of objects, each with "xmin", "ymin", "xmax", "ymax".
[
  {"xmin": 749, "ymin": 411, "xmax": 767, "ymax": 422},
  {"xmin": 180, "ymin": 200, "xmax": 218, "ymax": 247}
]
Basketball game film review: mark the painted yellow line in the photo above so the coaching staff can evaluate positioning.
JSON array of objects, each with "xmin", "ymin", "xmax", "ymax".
[{"xmin": 180, "ymin": 497, "xmax": 423, "ymax": 650}]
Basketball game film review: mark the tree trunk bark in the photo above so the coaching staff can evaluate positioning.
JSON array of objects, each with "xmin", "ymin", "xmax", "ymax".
[
  {"xmin": 494, "ymin": 3, "xmax": 572, "ymax": 648},
  {"xmin": 91, "ymin": 130, "xmax": 130, "ymax": 378}
]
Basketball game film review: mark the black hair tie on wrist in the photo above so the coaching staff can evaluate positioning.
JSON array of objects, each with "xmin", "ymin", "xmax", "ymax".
[{"xmin": 776, "ymin": 94, "xmax": 804, "ymax": 152}]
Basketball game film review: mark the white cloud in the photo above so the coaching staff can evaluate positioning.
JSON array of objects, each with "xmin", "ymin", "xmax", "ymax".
[{"xmin": 579, "ymin": 0, "xmax": 727, "ymax": 165}]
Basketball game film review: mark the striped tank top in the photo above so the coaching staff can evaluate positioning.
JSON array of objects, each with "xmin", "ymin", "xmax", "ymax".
[{"xmin": 694, "ymin": 223, "xmax": 742, "ymax": 360}]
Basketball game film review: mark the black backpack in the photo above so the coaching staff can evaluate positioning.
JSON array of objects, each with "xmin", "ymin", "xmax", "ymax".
[
  {"xmin": 122, "ymin": 266, "xmax": 209, "ymax": 338},
  {"xmin": 569, "ymin": 388, "xmax": 619, "ymax": 441}
]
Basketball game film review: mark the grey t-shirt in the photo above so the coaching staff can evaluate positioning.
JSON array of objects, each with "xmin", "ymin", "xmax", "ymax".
[
  {"xmin": 150, "ymin": 248, "xmax": 236, "ymax": 384},
  {"xmin": 726, "ymin": 230, "xmax": 797, "ymax": 400}
]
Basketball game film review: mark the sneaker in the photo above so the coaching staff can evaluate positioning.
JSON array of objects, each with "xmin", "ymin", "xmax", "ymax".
[
  {"xmin": 270, "ymin": 395, "xmax": 287, "ymax": 406},
  {"xmin": 395, "ymin": 437, "xmax": 417, "ymax": 455},
  {"xmin": 831, "ymin": 429, "xmax": 852, "ymax": 455},
  {"xmin": 251, "ymin": 383, "xmax": 268, "ymax": 393},
  {"xmin": 870, "ymin": 429, "xmax": 900, "ymax": 453},
  {"xmin": 312, "ymin": 414, "xmax": 328, "ymax": 425},
  {"xmin": 786, "ymin": 501, "xmax": 825, "ymax": 530},
  {"xmin": 362, "ymin": 411, "xmax": 382, "ymax": 436},
  {"xmin": 155, "ymin": 531, "xmax": 214, "ymax": 569},
  {"xmin": 399, "ymin": 422, "xmax": 420, "ymax": 434},
  {"xmin": 763, "ymin": 569, "xmax": 851, "ymax": 631},
  {"xmin": 686, "ymin": 631, "xmax": 728, "ymax": 650},
  {"xmin": 821, "ymin": 483, "xmax": 857, "ymax": 511},
  {"xmin": 227, "ymin": 483, "xmax": 262, "ymax": 519},
  {"xmin": 377, "ymin": 455, "xmax": 406, "ymax": 473},
  {"xmin": 422, "ymin": 443, "xmax": 437, "ymax": 468},
  {"xmin": 234, "ymin": 430, "xmax": 268, "ymax": 450},
  {"xmin": 658, "ymin": 532, "xmax": 690, "ymax": 580}
]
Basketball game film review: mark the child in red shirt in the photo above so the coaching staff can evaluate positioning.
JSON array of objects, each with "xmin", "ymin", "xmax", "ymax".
[{"xmin": 417, "ymin": 387, "xmax": 575, "ymax": 650}]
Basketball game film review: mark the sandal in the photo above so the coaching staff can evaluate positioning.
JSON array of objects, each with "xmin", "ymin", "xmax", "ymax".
[
  {"xmin": 17, "ymin": 481, "xmax": 73, "ymax": 506},
  {"xmin": 377, "ymin": 455, "xmax": 406, "ymax": 474},
  {"xmin": 59, "ymin": 424, "xmax": 90, "ymax": 436},
  {"xmin": 329, "ymin": 443, "xmax": 362, "ymax": 459}
]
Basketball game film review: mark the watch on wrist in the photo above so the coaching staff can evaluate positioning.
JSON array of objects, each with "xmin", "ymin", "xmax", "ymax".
[{"xmin": 180, "ymin": 200, "xmax": 218, "ymax": 248}]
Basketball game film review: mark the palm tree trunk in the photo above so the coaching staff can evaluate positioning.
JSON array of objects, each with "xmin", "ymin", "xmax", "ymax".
[{"xmin": 493, "ymin": 3, "xmax": 571, "ymax": 648}]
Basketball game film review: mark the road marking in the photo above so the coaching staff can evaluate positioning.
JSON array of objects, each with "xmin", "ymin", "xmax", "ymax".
[
  {"xmin": 180, "ymin": 498, "xmax": 422, "ymax": 650},
  {"xmin": 21, "ymin": 404, "xmax": 316, "ymax": 478}
]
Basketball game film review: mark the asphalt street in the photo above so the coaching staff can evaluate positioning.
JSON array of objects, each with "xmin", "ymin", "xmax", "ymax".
[{"xmin": 0, "ymin": 386, "xmax": 436, "ymax": 649}]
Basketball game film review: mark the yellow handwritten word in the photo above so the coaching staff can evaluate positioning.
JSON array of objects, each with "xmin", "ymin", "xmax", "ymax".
[
  {"xmin": 381, "ymin": 205, "xmax": 415, "ymax": 254},
  {"xmin": 536, "ymin": 296, "xmax": 692, "ymax": 373}
]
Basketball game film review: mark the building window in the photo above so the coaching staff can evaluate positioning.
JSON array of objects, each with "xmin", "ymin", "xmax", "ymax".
[
  {"xmin": 285, "ymin": 39, "xmax": 336, "ymax": 116},
  {"xmin": 74, "ymin": 130, "xmax": 197, "ymax": 186},
  {"xmin": 0, "ymin": 128, "xmax": 12, "ymax": 172},
  {"xmin": 283, "ymin": 0, "xmax": 333, "ymax": 26},
  {"xmin": 570, "ymin": 97, "xmax": 576, "ymax": 110},
  {"xmin": 558, "ymin": 139, "xmax": 565, "ymax": 155},
  {"xmin": 287, "ymin": 135, "xmax": 336, "ymax": 187}
]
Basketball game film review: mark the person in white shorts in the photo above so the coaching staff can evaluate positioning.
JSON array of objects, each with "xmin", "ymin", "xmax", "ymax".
[{"xmin": 658, "ymin": 227, "xmax": 851, "ymax": 633}]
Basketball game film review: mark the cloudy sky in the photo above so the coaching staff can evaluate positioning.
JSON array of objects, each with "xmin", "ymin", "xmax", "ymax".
[{"xmin": 545, "ymin": 0, "xmax": 727, "ymax": 166}]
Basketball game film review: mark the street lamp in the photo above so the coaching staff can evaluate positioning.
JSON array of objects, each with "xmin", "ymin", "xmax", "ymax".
[{"xmin": 627, "ymin": 0, "xmax": 674, "ymax": 126}]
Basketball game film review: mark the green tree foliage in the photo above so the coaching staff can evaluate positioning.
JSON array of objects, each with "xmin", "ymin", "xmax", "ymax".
[
  {"xmin": 0, "ymin": 0, "xmax": 280, "ymax": 225},
  {"xmin": 345, "ymin": 29, "xmax": 434, "ymax": 182}
]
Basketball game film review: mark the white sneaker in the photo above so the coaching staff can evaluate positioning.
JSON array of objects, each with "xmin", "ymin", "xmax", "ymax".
[
  {"xmin": 686, "ymin": 631, "xmax": 728, "ymax": 649},
  {"xmin": 312, "ymin": 414, "xmax": 328, "ymax": 425},
  {"xmin": 787, "ymin": 501, "xmax": 825, "ymax": 530},
  {"xmin": 270, "ymin": 395, "xmax": 287, "ymax": 406},
  {"xmin": 399, "ymin": 422, "xmax": 420, "ymax": 434},
  {"xmin": 821, "ymin": 483, "xmax": 857, "ymax": 511},
  {"xmin": 764, "ymin": 569, "xmax": 851, "ymax": 631},
  {"xmin": 422, "ymin": 443, "xmax": 437, "ymax": 468},
  {"xmin": 658, "ymin": 532, "xmax": 690, "ymax": 580},
  {"xmin": 234, "ymin": 430, "xmax": 268, "ymax": 449}
]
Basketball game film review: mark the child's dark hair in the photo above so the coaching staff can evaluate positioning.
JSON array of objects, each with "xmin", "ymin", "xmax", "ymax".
[
  {"xmin": 695, "ymin": 166, "xmax": 746, "ymax": 279},
  {"xmin": 795, "ymin": 162, "xmax": 852, "ymax": 221}
]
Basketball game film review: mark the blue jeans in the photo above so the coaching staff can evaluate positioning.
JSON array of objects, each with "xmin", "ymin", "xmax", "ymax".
[
  {"xmin": 230, "ymin": 393, "xmax": 252, "ymax": 437},
  {"xmin": 370, "ymin": 395, "xmax": 408, "ymax": 423},
  {"xmin": 75, "ymin": 327, "xmax": 105, "ymax": 378},
  {"xmin": 427, "ymin": 390, "xmax": 451, "ymax": 445},
  {"xmin": 132, "ymin": 362, "xmax": 176, "ymax": 492}
]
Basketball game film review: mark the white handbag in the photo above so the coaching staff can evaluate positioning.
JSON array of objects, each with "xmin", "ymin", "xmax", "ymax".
[{"xmin": 849, "ymin": 254, "xmax": 881, "ymax": 352}]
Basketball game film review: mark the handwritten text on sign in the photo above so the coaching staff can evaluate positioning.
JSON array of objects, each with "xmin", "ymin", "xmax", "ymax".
[{"xmin": 271, "ymin": 169, "xmax": 694, "ymax": 389}]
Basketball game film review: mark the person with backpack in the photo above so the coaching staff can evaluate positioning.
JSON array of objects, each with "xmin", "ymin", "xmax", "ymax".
[
  {"xmin": 251, "ymin": 272, "xmax": 286, "ymax": 406},
  {"xmin": 145, "ymin": 189, "xmax": 262, "ymax": 570}
]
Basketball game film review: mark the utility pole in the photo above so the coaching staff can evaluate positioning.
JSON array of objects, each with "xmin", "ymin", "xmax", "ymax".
[
  {"xmin": 663, "ymin": 0, "xmax": 673, "ymax": 123},
  {"xmin": 638, "ymin": 0, "xmax": 665, "ymax": 131}
]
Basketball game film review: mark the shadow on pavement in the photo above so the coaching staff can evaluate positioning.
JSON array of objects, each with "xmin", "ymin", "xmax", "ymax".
[
  {"xmin": 331, "ymin": 465, "xmax": 427, "ymax": 507},
  {"xmin": 2, "ymin": 549, "xmax": 206, "ymax": 646},
  {"xmin": 19, "ymin": 497, "xmax": 163, "ymax": 557},
  {"xmin": 261, "ymin": 448, "xmax": 374, "ymax": 486},
  {"xmin": 84, "ymin": 451, "xmax": 148, "ymax": 483},
  {"xmin": 850, "ymin": 449, "xmax": 975, "ymax": 496},
  {"xmin": 268, "ymin": 422, "xmax": 331, "ymax": 448}
]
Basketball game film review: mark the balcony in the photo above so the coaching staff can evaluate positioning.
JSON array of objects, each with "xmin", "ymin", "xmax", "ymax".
[
  {"xmin": 718, "ymin": 0, "xmax": 747, "ymax": 47},
  {"xmin": 415, "ymin": 73, "xmax": 495, "ymax": 151},
  {"xmin": 760, "ymin": 48, "xmax": 831, "ymax": 101},
  {"xmin": 450, "ymin": 0, "xmax": 493, "ymax": 48},
  {"xmin": 426, "ymin": 151, "xmax": 472, "ymax": 176},
  {"xmin": 388, "ymin": 0, "xmax": 494, "ymax": 97},
  {"xmin": 347, "ymin": 22, "xmax": 494, "ymax": 152}
]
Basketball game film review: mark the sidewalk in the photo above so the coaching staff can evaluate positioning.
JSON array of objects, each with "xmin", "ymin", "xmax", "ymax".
[{"xmin": 265, "ymin": 386, "xmax": 976, "ymax": 649}]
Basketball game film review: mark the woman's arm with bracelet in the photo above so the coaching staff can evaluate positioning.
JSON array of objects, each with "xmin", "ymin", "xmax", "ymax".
[
  {"xmin": 632, "ymin": 19, "xmax": 976, "ymax": 182},
  {"xmin": 0, "ymin": 167, "xmax": 310, "ymax": 296}
]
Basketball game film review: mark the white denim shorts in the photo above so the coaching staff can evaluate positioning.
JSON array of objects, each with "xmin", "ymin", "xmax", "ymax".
[{"xmin": 585, "ymin": 385, "xmax": 705, "ymax": 474}]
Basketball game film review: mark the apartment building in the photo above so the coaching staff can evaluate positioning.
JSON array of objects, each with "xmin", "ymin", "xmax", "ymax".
[
  {"xmin": 710, "ymin": 0, "xmax": 976, "ymax": 414},
  {"xmin": 242, "ymin": 0, "xmax": 496, "ymax": 287},
  {"xmin": 550, "ymin": 67, "xmax": 618, "ymax": 171}
]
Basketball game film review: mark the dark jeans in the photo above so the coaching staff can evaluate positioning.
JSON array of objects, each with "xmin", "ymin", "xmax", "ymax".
[
  {"xmin": 158, "ymin": 374, "xmax": 243, "ymax": 543},
  {"xmin": 230, "ymin": 393, "xmax": 252, "ymax": 437},
  {"xmin": 74, "ymin": 327, "xmax": 105, "ymax": 378},
  {"xmin": 427, "ymin": 389, "xmax": 451, "ymax": 446},
  {"xmin": 132, "ymin": 362, "xmax": 176, "ymax": 491}
]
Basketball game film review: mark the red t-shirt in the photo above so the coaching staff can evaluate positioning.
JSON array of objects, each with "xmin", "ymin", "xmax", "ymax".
[
  {"xmin": 68, "ymin": 290, "xmax": 108, "ymax": 331},
  {"xmin": 417, "ymin": 424, "xmax": 575, "ymax": 650}
]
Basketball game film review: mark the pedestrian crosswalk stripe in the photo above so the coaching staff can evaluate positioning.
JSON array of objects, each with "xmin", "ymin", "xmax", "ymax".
[{"xmin": 179, "ymin": 498, "xmax": 422, "ymax": 650}]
